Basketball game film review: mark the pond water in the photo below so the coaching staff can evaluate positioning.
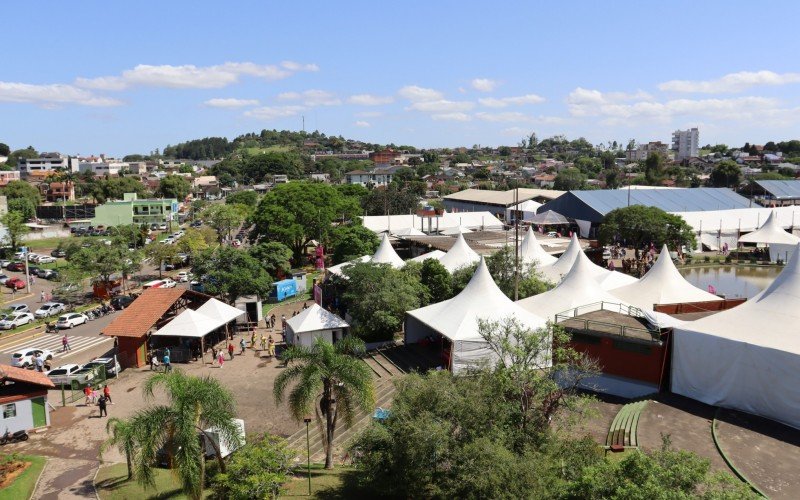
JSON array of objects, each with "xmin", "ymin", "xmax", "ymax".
[{"xmin": 678, "ymin": 265, "xmax": 782, "ymax": 299}]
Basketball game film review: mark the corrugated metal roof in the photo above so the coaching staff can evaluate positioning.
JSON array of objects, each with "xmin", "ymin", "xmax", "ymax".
[{"xmin": 755, "ymin": 180, "xmax": 800, "ymax": 200}]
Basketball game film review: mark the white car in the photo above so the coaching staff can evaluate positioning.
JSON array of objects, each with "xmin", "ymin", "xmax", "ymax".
[
  {"xmin": 0, "ymin": 312, "xmax": 35, "ymax": 330},
  {"xmin": 159, "ymin": 223, "xmax": 167, "ymax": 230},
  {"xmin": 35, "ymin": 302, "xmax": 65, "ymax": 319},
  {"xmin": 0, "ymin": 274, "xmax": 9, "ymax": 284},
  {"xmin": 161, "ymin": 278, "xmax": 177, "ymax": 288},
  {"xmin": 35, "ymin": 255, "xmax": 57, "ymax": 264},
  {"xmin": 7, "ymin": 304, "xmax": 30, "ymax": 315},
  {"xmin": 56, "ymin": 313, "xmax": 88, "ymax": 329},
  {"xmin": 46, "ymin": 364, "xmax": 82, "ymax": 386},
  {"xmin": 11, "ymin": 348, "xmax": 54, "ymax": 368},
  {"xmin": 26, "ymin": 253, "xmax": 40, "ymax": 262},
  {"xmin": 163, "ymin": 237, "xmax": 175, "ymax": 245},
  {"xmin": 13, "ymin": 251, "xmax": 25, "ymax": 260},
  {"xmin": 175, "ymin": 271, "xmax": 192, "ymax": 283}
]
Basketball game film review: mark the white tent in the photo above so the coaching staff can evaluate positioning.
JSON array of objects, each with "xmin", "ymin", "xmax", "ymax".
[
  {"xmin": 360, "ymin": 211, "xmax": 504, "ymax": 234},
  {"xmin": 738, "ymin": 211, "xmax": 800, "ymax": 263},
  {"xmin": 672, "ymin": 206, "xmax": 800, "ymax": 252},
  {"xmin": 537, "ymin": 234, "xmax": 637, "ymax": 290},
  {"xmin": 506, "ymin": 199, "xmax": 543, "ymax": 222},
  {"xmin": 408, "ymin": 249, "xmax": 446, "ymax": 263},
  {"xmin": 440, "ymin": 225, "xmax": 474, "ymax": 236},
  {"xmin": 672, "ymin": 244, "xmax": 800, "ymax": 429},
  {"xmin": 153, "ymin": 309, "xmax": 217, "ymax": 338},
  {"xmin": 609, "ymin": 245, "xmax": 722, "ymax": 310},
  {"xmin": 196, "ymin": 298, "xmax": 246, "ymax": 327},
  {"xmin": 517, "ymin": 254, "xmax": 635, "ymax": 322},
  {"xmin": 405, "ymin": 257, "xmax": 547, "ymax": 373},
  {"xmin": 437, "ymin": 232, "xmax": 481, "ymax": 272},
  {"xmin": 392, "ymin": 227, "xmax": 426, "ymax": 237},
  {"xmin": 327, "ymin": 255, "xmax": 370, "ymax": 277},
  {"xmin": 370, "ymin": 233, "xmax": 405, "ymax": 268},
  {"xmin": 519, "ymin": 227, "xmax": 557, "ymax": 266},
  {"xmin": 285, "ymin": 304, "xmax": 349, "ymax": 347}
]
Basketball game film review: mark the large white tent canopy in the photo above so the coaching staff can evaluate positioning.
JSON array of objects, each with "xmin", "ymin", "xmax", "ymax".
[
  {"xmin": 506, "ymin": 199, "xmax": 542, "ymax": 222},
  {"xmin": 370, "ymin": 233, "xmax": 405, "ymax": 268},
  {"xmin": 519, "ymin": 227, "xmax": 557, "ymax": 266},
  {"xmin": 437, "ymin": 232, "xmax": 481, "ymax": 272},
  {"xmin": 672, "ymin": 244, "xmax": 800, "ymax": 429},
  {"xmin": 153, "ymin": 298, "xmax": 245, "ymax": 339},
  {"xmin": 537, "ymin": 234, "xmax": 638, "ymax": 290},
  {"xmin": 327, "ymin": 255, "xmax": 370, "ymax": 277},
  {"xmin": 737, "ymin": 211, "xmax": 800, "ymax": 263},
  {"xmin": 405, "ymin": 258, "xmax": 547, "ymax": 373},
  {"xmin": 609, "ymin": 245, "xmax": 722, "ymax": 310},
  {"xmin": 286, "ymin": 303, "xmax": 349, "ymax": 334},
  {"xmin": 196, "ymin": 298, "xmax": 246, "ymax": 326},
  {"xmin": 361, "ymin": 211, "xmax": 504, "ymax": 235},
  {"xmin": 408, "ymin": 249, "xmax": 446, "ymax": 263}
]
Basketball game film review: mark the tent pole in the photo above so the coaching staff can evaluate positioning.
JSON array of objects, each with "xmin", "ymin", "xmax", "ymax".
[{"xmin": 201, "ymin": 337, "xmax": 205, "ymax": 366}]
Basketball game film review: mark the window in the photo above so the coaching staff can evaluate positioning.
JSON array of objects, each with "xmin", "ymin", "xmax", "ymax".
[{"xmin": 3, "ymin": 403, "xmax": 16, "ymax": 419}]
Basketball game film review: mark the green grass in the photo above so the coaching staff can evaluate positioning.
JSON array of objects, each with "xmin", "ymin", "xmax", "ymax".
[
  {"xmin": 262, "ymin": 272, "xmax": 320, "ymax": 314},
  {"xmin": 0, "ymin": 455, "xmax": 46, "ymax": 500},
  {"xmin": 280, "ymin": 464, "xmax": 365, "ymax": 499},
  {"xmin": 241, "ymin": 145, "xmax": 293, "ymax": 156},
  {"xmin": 94, "ymin": 463, "xmax": 212, "ymax": 500}
]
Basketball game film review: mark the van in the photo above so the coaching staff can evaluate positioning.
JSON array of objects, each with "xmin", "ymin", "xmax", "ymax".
[
  {"xmin": 157, "ymin": 418, "xmax": 245, "ymax": 467},
  {"xmin": 143, "ymin": 280, "xmax": 165, "ymax": 290}
]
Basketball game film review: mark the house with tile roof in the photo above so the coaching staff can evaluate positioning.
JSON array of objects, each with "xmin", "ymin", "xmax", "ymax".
[{"xmin": 0, "ymin": 364, "xmax": 56, "ymax": 433}]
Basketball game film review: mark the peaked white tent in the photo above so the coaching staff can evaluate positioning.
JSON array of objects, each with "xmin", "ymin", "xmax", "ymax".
[
  {"xmin": 519, "ymin": 227, "xmax": 557, "ymax": 266},
  {"xmin": 285, "ymin": 304, "xmax": 349, "ymax": 347},
  {"xmin": 370, "ymin": 233, "xmax": 405, "ymax": 268},
  {"xmin": 672, "ymin": 244, "xmax": 800, "ymax": 429},
  {"xmin": 610, "ymin": 245, "xmax": 722, "ymax": 310},
  {"xmin": 392, "ymin": 227, "xmax": 426, "ymax": 237},
  {"xmin": 537, "ymin": 234, "xmax": 637, "ymax": 290},
  {"xmin": 517, "ymin": 254, "xmax": 635, "ymax": 321},
  {"xmin": 408, "ymin": 249, "xmax": 446, "ymax": 263},
  {"xmin": 196, "ymin": 298, "xmax": 246, "ymax": 328},
  {"xmin": 738, "ymin": 211, "xmax": 800, "ymax": 263},
  {"xmin": 506, "ymin": 199, "xmax": 543, "ymax": 222},
  {"xmin": 437, "ymin": 232, "xmax": 481, "ymax": 272},
  {"xmin": 405, "ymin": 257, "xmax": 547, "ymax": 373},
  {"xmin": 153, "ymin": 309, "xmax": 217, "ymax": 338},
  {"xmin": 327, "ymin": 255, "xmax": 370, "ymax": 277}
]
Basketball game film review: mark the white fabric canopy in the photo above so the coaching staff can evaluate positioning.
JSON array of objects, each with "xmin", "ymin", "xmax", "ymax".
[
  {"xmin": 195, "ymin": 298, "xmax": 245, "ymax": 326},
  {"xmin": 609, "ymin": 245, "xmax": 722, "ymax": 310},
  {"xmin": 537, "ymin": 233, "xmax": 638, "ymax": 290},
  {"xmin": 153, "ymin": 309, "xmax": 217, "ymax": 338},
  {"xmin": 673, "ymin": 206, "xmax": 800, "ymax": 252},
  {"xmin": 286, "ymin": 304, "xmax": 349, "ymax": 334},
  {"xmin": 437, "ymin": 232, "xmax": 480, "ymax": 272},
  {"xmin": 370, "ymin": 233, "xmax": 405, "ymax": 268},
  {"xmin": 440, "ymin": 225, "xmax": 474, "ymax": 236},
  {"xmin": 361, "ymin": 211, "xmax": 504, "ymax": 234},
  {"xmin": 738, "ymin": 211, "xmax": 800, "ymax": 245},
  {"xmin": 672, "ymin": 244, "xmax": 800, "ymax": 429},
  {"xmin": 408, "ymin": 250, "xmax": 446, "ymax": 263},
  {"xmin": 392, "ymin": 227, "xmax": 426, "ymax": 237},
  {"xmin": 327, "ymin": 255, "xmax": 371, "ymax": 277},
  {"xmin": 506, "ymin": 199, "xmax": 542, "ymax": 221},
  {"xmin": 519, "ymin": 227, "xmax": 557, "ymax": 266},
  {"xmin": 405, "ymin": 257, "xmax": 547, "ymax": 373}
]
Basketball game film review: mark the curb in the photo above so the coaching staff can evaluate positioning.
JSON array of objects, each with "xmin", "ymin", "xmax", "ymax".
[
  {"xmin": 30, "ymin": 456, "xmax": 48, "ymax": 500},
  {"xmin": 711, "ymin": 407, "xmax": 768, "ymax": 498}
]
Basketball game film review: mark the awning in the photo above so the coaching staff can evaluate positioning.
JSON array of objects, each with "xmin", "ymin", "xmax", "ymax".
[
  {"xmin": 152, "ymin": 309, "xmax": 217, "ymax": 338},
  {"xmin": 195, "ymin": 298, "xmax": 245, "ymax": 325}
]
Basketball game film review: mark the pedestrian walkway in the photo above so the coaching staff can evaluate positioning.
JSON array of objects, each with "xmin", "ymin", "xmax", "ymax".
[{"xmin": 0, "ymin": 333, "xmax": 111, "ymax": 361}]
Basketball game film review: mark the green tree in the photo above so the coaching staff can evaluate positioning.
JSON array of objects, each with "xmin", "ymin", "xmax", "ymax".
[
  {"xmin": 1, "ymin": 211, "xmax": 30, "ymax": 250},
  {"xmin": 192, "ymin": 247, "xmax": 273, "ymax": 303},
  {"xmin": 644, "ymin": 152, "xmax": 666, "ymax": 185},
  {"xmin": 274, "ymin": 336, "xmax": 374, "ymax": 469},
  {"xmin": 51, "ymin": 265, "xmax": 88, "ymax": 307},
  {"xmin": 203, "ymin": 204, "xmax": 247, "ymax": 243},
  {"xmin": 0, "ymin": 143, "xmax": 9, "ymax": 156},
  {"xmin": 4, "ymin": 147, "xmax": 38, "ymax": 168},
  {"xmin": 554, "ymin": 167, "xmax": 587, "ymax": 191},
  {"xmin": 709, "ymin": 160, "xmax": 742, "ymax": 188},
  {"xmin": 243, "ymin": 151, "xmax": 304, "ymax": 181},
  {"xmin": 225, "ymin": 190, "xmax": 259, "ymax": 208},
  {"xmin": 7, "ymin": 198, "xmax": 35, "ymax": 221},
  {"xmin": 144, "ymin": 243, "xmax": 178, "ymax": 278},
  {"xmin": 68, "ymin": 242, "xmax": 131, "ymax": 288},
  {"xmin": 599, "ymin": 205, "xmax": 697, "ymax": 251},
  {"xmin": 601, "ymin": 168, "xmax": 622, "ymax": 189},
  {"xmin": 108, "ymin": 371, "xmax": 241, "ymax": 500},
  {"xmin": 420, "ymin": 258, "xmax": 452, "ymax": 303},
  {"xmin": 1, "ymin": 179, "xmax": 41, "ymax": 207},
  {"xmin": 176, "ymin": 228, "xmax": 213, "ymax": 258},
  {"xmin": 211, "ymin": 435, "xmax": 296, "ymax": 500},
  {"xmin": 156, "ymin": 174, "xmax": 192, "ymax": 201},
  {"xmin": 362, "ymin": 186, "xmax": 420, "ymax": 216},
  {"xmin": 248, "ymin": 241, "xmax": 293, "ymax": 277},
  {"xmin": 102, "ymin": 418, "xmax": 137, "ymax": 480},
  {"xmin": 252, "ymin": 182, "xmax": 361, "ymax": 260},
  {"xmin": 329, "ymin": 224, "xmax": 380, "ymax": 264}
]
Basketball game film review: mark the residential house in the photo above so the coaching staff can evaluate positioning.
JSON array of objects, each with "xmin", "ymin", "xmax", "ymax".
[
  {"xmin": 192, "ymin": 175, "xmax": 220, "ymax": 199},
  {"xmin": 92, "ymin": 192, "xmax": 178, "ymax": 227},
  {"xmin": 0, "ymin": 364, "xmax": 55, "ymax": 433},
  {"xmin": 0, "ymin": 171, "xmax": 20, "ymax": 187},
  {"xmin": 42, "ymin": 181, "xmax": 76, "ymax": 202}
]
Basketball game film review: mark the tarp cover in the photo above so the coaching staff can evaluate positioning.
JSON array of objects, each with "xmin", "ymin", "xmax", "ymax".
[
  {"xmin": 195, "ymin": 298, "xmax": 245, "ymax": 327},
  {"xmin": 286, "ymin": 304, "xmax": 349, "ymax": 334},
  {"xmin": 529, "ymin": 210, "xmax": 569, "ymax": 225},
  {"xmin": 671, "ymin": 243, "xmax": 800, "ymax": 430}
]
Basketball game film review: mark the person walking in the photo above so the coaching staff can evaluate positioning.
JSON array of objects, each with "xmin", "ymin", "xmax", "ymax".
[
  {"xmin": 97, "ymin": 394, "xmax": 108, "ymax": 418},
  {"xmin": 103, "ymin": 384, "xmax": 112, "ymax": 404},
  {"xmin": 163, "ymin": 352, "xmax": 171, "ymax": 373},
  {"xmin": 239, "ymin": 338, "xmax": 246, "ymax": 355},
  {"xmin": 151, "ymin": 354, "xmax": 159, "ymax": 371},
  {"xmin": 260, "ymin": 334, "xmax": 267, "ymax": 351},
  {"xmin": 35, "ymin": 353, "xmax": 45, "ymax": 372},
  {"xmin": 62, "ymin": 334, "xmax": 71, "ymax": 352},
  {"xmin": 250, "ymin": 331, "xmax": 256, "ymax": 349},
  {"xmin": 217, "ymin": 350, "xmax": 225, "ymax": 368},
  {"xmin": 227, "ymin": 342, "xmax": 234, "ymax": 360},
  {"xmin": 83, "ymin": 385, "xmax": 92, "ymax": 405},
  {"xmin": 211, "ymin": 347, "xmax": 218, "ymax": 364},
  {"xmin": 40, "ymin": 291, "xmax": 45, "ymax": 302},
  {"xmin": 268, "ymin": 336, "xmax": 275, "ymax": 357}
]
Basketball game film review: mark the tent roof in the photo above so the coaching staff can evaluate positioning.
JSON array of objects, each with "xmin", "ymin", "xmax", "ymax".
[
  {"xmin": 675, "ymin": 243, "xmax": 800, "ymax": 352},
  {"xmin": 738, "ymin": 211, "xmax": 800, "ymax": 245},
  {"xmin": 360, "ymin": 211, "xmax": 504, "ymax": 234},
  {"xmin": 195, "ymin": 298, "xmax": 245, "ymax": 325},
  {"xmin": 437, "ymin": 232, "xmax": 480, "ymax": 272},
  {"xmin": 528, "ymin": 210, "xmax": 569, "ymax": 225},
  {"xmin": 440, "ymin": 225, "xmax": 474, "ymax": 236},
  {"xmin": 153, "ymin": 309, "xmax": 216, "ymax": 338},
  {"xmin": 510, "ymin": 199, "xmax": 543, "ymax": 212},
  {"xmin": 517, "ymin": 253, "xmax": 631, "ymax": 321},
  {"xmin": 286, "ymin": 304, "xmax": 349, "ymax": 334},
  {"xmin": 370, "ymin": 233, "xmax": 405, "ymax": 268},
  {"xmin": 328, "ymin": 255, "xmax": 371, "ymax": 276},
  {"xmin": 407, "ymin": 257, "xmax": 546, "ymax": 341},
  {"xmin": 519, "ymin": 227, "xmax": 557, "ymax": 266},
  {"xmin": 610, "ymin": 245, "xmax": 722, "ymax": 309},
  {"xmin": 408, "ymin": 249, "xmax": 446, "ymax": 263},
  {"xmin": 674, "ymin": 206, "xmax": 800, "ymax": 234},
  {"xmin": 754, "ymin": 179, "xmax": 800, "ymax": 200},
  {"xmin": 537, "ymin": 233, "xmax": 637, "ymax": 289},
  {"xmin": 392, "ymin": 227, "xmax": 425, "ymax": 237}
]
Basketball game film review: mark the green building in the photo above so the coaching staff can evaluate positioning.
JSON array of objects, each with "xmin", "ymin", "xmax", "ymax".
[{"xmin": 92, "ymin": 193, "xmax": 179, "ymax": 228}]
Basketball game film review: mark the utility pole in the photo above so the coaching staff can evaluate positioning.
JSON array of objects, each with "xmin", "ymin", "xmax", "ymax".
[{"xmin": 513, "ymin": 186, "xmax": 519, "ymax": 301}]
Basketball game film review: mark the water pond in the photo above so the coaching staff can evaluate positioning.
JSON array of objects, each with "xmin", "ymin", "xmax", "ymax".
[{"xmin": 678, "ymin": 265, "xmax": 782, "ymax": 299}]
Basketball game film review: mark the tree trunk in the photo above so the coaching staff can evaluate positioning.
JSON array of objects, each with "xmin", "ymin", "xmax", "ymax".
[
  {"xmin": 195, "ymin": 446, "xmax": 205, "ymax": 500},
  {"xmin": 324, "ymin": 381, "xmax": 334, "ymax": 469},
  {"xmin": 125, "ymin": 450, "xmax": 132, "ymax": 479}
]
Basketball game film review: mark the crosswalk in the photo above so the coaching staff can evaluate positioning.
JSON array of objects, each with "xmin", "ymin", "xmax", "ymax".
[{"xmin": 0, "ymin": 333, "xmax": 112, "ymax": 362}]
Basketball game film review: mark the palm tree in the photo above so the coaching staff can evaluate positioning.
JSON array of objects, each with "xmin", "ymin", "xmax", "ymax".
[
  {"xmin": 104, "ymin": 371, "xmax": 241, "ymax": 500},
  {"xmin": 274, "ymin": 336, "xmax": 374, "ymax": 469},
  {"xmin": 102, "ymin": 418, "xmax": 136, "ymax": 480}
]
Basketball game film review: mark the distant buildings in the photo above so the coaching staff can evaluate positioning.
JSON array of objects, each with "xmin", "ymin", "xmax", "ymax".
[
  {"xmin": 671, "ymin": 128, "xmax": 699, "ymax": 161},
  {"xmin": 19, "ymin": 153, "xmax": 79, "ymax": 178},
  {"xmin": 344, "ymin": 166, "xmax": 400, "ymax": 187},
  {"xmin": 626, "ymin": 141, "xmax": 669, "ymax": 162},
  {"xmin": 0, "ymin": 171, "xmax": 20, "ymax": 187},
  {"xmin": 92, "ymin": 193, "xmax": 178, "ymax": 227},
  {"xmin": 443, "ymin": 188, "xmax": 564, "ymax": 219}
]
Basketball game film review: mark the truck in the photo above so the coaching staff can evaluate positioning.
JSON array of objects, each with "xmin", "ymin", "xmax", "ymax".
[
  {"xmin": 269, "ymin": 278, "xmax": 297, "ymax": 302},
  {"xmin": 157, "ymin": 418, "xmax": 245, "ymax": 467}
]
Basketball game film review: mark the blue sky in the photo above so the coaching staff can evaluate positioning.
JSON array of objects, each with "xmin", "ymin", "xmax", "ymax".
[{"xmin": 3, "ymin": 0, "xmax": 800, "ymax": 156}]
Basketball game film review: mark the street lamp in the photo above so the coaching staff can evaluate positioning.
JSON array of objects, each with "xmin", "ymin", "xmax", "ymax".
[{"xmin": 304, "ymin": 417, "xmax": 312, "ymax": 496}]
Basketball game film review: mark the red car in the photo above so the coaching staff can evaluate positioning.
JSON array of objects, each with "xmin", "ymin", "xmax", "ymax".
[
  {"xmin": 6, "ymin": 262, "xmax": 25, "ymax": 272},
  {"xmin": 5, "ymin": 278, "xmax": 26, "ymax": 289}
]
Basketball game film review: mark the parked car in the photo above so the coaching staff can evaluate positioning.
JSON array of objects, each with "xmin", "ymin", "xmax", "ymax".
[
  {"xmin": 175, "ymin": 271, "xmax": 192, "ymax": 283},
  {"xmin": 39, "ymin": 269, "xmax": 59, "ymax": 280},
  {"xmin": 69, "ymin": 365, "xmax": 98, "ymax": 386},
  {"xmin": 46, "ymin": 364, "xmax": 82, "ymax": 386},
  {"xmin": 56, "ymin": 313, "xmax": 88, "ymax": 329},
  {"xmin": 6, "ymin": 304, "xmax": 30, "ymax": 314},
  {"xmin": 163, "ymin": 238, "xmax": 175, "ymax": 245},
  {"xmin": 161, "ymin": 278, "xmax": 177, "ymax": 288},
  {"xmin": 26, "ymin": 253, "xmax": 40, "ymax": 262},
  {"xmin": 110, "ymin": 295, "xmax": 135, "ymax": 310},
  {"xmin": 190, "ymin": 221, "xmax": 202, "ymax": 228},
  {"xmin": 163, "ymin": 262, "xmax": 176, "ymax": 271},
  {"xmin": 157, "ymin": 419, "xmax": 245, "ymax": 468},
  {"xmin": 84, "ymin": 357, "xmax": 121, "ymax": 377},
  {"xmin": 5, "ymin": 278, "xmax": 26, "ymax": 290},
  {"xmin": 36, "ymin": 255, "xmax": 57, "ymax": 264},
  {"xmin": 0, "ymin": 274, "xmax": 9, "ymax": 285},
  {"xmin": 35, "ymin": 302, "xmax": 65, "ymax": 319},
  {"xmin": 159, "ymin": 223, "xmax": 167, "ymax": 230},
  {"xmin": 13, "ymin": 252, "xmax": 25, "ymax": 260},
  {"xmin": 6, "ymin": 262, "xmax": 25, "ymax": 272},
  {"xmin": 0, "ymin": 260, "xmax": 11, "ymax": 268},
  {"xmin": 0, "ymin": 312, "xmax": 35, "ymax": 330},
  {"xmin": 11, "ymin": 348, "xmax": 54, "ymax": 368},
  {"xmin": 51, "ymin": 249, "xmax": 67, "ymax": 258}
]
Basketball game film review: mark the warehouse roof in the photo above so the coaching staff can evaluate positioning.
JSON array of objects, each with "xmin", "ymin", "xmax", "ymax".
[
  {"xmin": 443, "ymin": 188, "xmax": 564, "ymax": 206},
  {"xmin": 754, "ymin": 180, "xmax": 800, "ymax": 200}
]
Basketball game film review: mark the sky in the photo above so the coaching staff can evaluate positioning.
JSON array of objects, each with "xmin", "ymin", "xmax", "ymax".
[{"xmin": 3, "ymin": 0, "xmax": 800, "ymax": 156}]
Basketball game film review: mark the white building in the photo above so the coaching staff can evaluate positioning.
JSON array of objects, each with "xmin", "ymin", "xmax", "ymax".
[
  {"xmin": 285, "ymin": 304, "xmax": 349, "ymax": 347},
  {"xmin": 19, "ymin": 153, "xmax": 79, "ymax": 177},
  {"xmin": 79, "ymin": 161, "xmax": 128, "ymax": 176},
  {"xmin": 671, "ymin": 128, "xmax": 699, "ymax": 161}
]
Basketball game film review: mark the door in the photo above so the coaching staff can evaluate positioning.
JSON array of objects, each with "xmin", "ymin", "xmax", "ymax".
[
  {"xmin": 31, "ymin": 397, "xmax": 47, "ymax": 428},
  {"xmin": 136, "ymin": 342, "xmax": 147, "ymax": 367}
]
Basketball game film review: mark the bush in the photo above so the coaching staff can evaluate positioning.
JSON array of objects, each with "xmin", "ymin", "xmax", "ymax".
[
  {"xmin": 211, "ymin": 435, "xmax": 296, "ymax": 500},
  {"xmin": 703, "ymin": 256, "xmax": 711, "ymax": 263}
]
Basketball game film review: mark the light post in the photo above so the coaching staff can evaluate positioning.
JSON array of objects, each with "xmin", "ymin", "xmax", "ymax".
[{"xmin": 304, "ymin": 417, "xmax": 312, "ymax": 495}]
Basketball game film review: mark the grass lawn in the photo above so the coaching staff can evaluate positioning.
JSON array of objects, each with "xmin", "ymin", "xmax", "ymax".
[
  {"xmin": 0, "ymin": 455, "xmax": 46, "ymax": 500},
  {"xmin": 94, "ymin": 463, "xmax": 212, "ymax": 500},
  {"xmin": 241, "ymin": 145, "xmax": 293, "ymax": 156},
  {"xmin": 262, "ymin": 271, "xmax": 320, "ymax": 315},
  {"xmin": 280, "ymin": 464, "xmax": 365, "ymax": 499}
]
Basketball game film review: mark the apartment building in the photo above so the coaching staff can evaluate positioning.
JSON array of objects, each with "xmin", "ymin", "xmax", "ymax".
[
  {"xmin": 626, "ymin": 141, "xmax": 670, "ymax": 162},
  {"xmin": 92, "ymin": 192, "xmax": 178, "ymax": 227},
  {"xmin": 671, "ymin": 128, "xmax": 699, "ymax": 161},
  {"xmin": 18, "ymin": 153, "xmax": 79, "ymax": 177}
]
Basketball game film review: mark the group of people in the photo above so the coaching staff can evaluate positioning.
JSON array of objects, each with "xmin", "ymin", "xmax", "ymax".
[{"xmin": 83, "ymin": 384, "xmax": 112, "ymax": 417}]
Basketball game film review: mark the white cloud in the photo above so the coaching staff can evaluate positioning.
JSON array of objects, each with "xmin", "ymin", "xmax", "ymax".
[
  {"xmin": 277, "ymin": 89, "xmax": 340, "ymax": 106},
  {"xmin": 407, "ymin": 99, "xmax": 474, "ymax": 113},
  {"xmin": 76, "ymin": 61, "xmax": 317, "ymax": 90},
  {"xmin": 0, "ymin": 81, "xmax": 122, "ymax": 107},
  {"xmin": 243, "ymin": 105, "xmax": 305, "ymax": 120},
  {"xmin": 478, "ymin": 94, "xmax": 545, "ymax": 108},
  {"xmin": 471, "ymin": 78, "xmax": 498, "ymax": 92},
  {"xmin": 347, "ymin": 94, "xmax": 394, "ymax": 106},
  {"xmin": 475, "ymin": 111, "xmax": 531, "ymax": 122},
  {"xmin": 566, "ymin": 87, "xmax": 656, "ymax": 117},
  {"xmin": 204, "ymin": 98, "xmax": 260, "ymax": 108},
  {"xmin": 356, "ymin": 111, "xmax": 383, "ymax": 118},
  {"xmin": 354, "ymin": 120, "xmax": 371, "ymax": 127},
  {"xmin": 398, "ymin": 85, "xmax": 443, "ymax": 102},
  {"xmin": 431, "ymin": 112, "xmax": 471, "ymax": 122},
  {"xmin": 659, "ymin": 70, "xmax": 800, "ymax": 94}
]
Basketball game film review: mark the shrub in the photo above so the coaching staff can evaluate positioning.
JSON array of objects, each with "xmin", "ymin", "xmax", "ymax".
[{"xmin": 211, "ymin": 435, "xmax": 296, "ymax": 500}]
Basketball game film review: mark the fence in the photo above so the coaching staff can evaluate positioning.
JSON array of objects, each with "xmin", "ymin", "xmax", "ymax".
[
  {"xmin": 555, "ymin": 301, "xmax": 661, "ymax": 343},
  {"xmin": 60, "ymin": 365, "xmax": 109, "ymax": 406}
]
